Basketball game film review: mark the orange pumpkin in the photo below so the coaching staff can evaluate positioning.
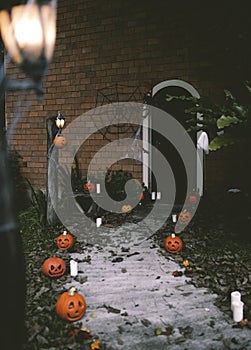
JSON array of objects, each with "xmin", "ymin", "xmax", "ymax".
[
  {"xmin": 164, "ymin": 233, "xmax": 183, "ymax": 253},
  {"xmin": 56, "ymin": 287, "xmax": 86, "ymax": 322},
  {"xmin": 56, "ymin": 230, "xmax": 74, "ymax": 251},
  {"xmin": 53, "ymin": 135, "xmax": 67, "ymax": 149},
  {"xmin": 189, "ymin": 195, "xmax": 197, "ymax": 205},
  {"xmin": 83, "ymin": 181, "xmax": 96, "ymax": 193},
  {"xmin": 178, "ymin": 210, "xmax": 191, "ymax": 225},
  {"xmin": 42, "ymin": 255, "xmax": 66, "ymax": 278},
  {"xmin": 121, "ymin": 204, "xmax": 132, "ymax": 213},
  {"xmin": 138, "ymin": 192, "xmax": 144, "ymax": 201}
]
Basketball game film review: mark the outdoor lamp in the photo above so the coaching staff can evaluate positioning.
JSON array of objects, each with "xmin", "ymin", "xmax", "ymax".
[
  {"xmin": 55, "ymin": 111, "xmax": 65, "ymax": 130},
  {"xmin": 0, "ymin": 0, "xmax": 57, "ymax": 83},
  {"xmin": 0, "ymin": 1, "xmax": 57, "ymax": 348}
]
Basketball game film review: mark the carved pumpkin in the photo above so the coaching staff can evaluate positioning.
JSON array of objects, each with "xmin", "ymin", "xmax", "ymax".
[
  {"xmin": 56, "ymin": 287, "xmax": 86, "ymax": 322},
  {"xmin": 138, "ymin": 192, "xmax": 144, "ymax": 201},
  {"xmin": 121, "ymin": 204, "xmax": 132, "ymax": 213},
  {"xmin": 189, "ymin": 195, "xmax": 197, "ymax": 205},
  {"xmin": 53, "ymin": 135, "xmax": 67, "ymax": 149},
  {"xmin": 164, "ymin": 233, "xmax": 183, "ymax": 253},
  {"xmin": 83, "ymin": 181, "xmax": 96, "ymax": 193},
  {"xmin": 42, "ymin": 255, "xmax": 66, "ymax": 278},
  {"xmin": 178, "ymin": 210, "xmax": 191, "ymax": 225},
  {"xmin": 56, "ymin": 230, "xmax": 74, "ymax": 251}
]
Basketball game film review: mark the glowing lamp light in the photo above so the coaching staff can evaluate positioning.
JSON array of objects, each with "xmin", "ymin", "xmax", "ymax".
[
  {"xmin": 55, "ymin": 111, "xmax": 65, "ymax": 130},
  {"xmin": 0, "ymin": 0, "xmax": 57, "ymax": 81}
]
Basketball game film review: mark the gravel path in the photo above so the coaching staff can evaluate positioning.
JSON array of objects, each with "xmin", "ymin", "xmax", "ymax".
[{"xmin": 66, "ymin": 227, "xmax": 251, "ymax": 350}]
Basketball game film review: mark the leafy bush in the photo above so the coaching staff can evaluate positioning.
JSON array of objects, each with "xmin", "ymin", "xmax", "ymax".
[
  {"xmin": 166, "ymin": 81, "xmax": 251, "ymax": 151},
  {"xmin": 25, "ymin": 179, "xmax": 47, "ymax": 229}
]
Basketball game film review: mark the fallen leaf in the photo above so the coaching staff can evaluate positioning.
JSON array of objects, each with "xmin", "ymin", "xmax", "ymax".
[
  {"xmin": 103, "ymin": 223, "xmax": 118, "ymax": 228},
  {"xmin": 242, "ymin": 277, "xmax": 248, "ymax": 285},
  {"xmin": 163, "ymin": 325, "xmax": 174, "ymax": 336},
  {"xmin": 141, "ymin": 318, "xmax": 151, "ymax": 327},
  {"xmin": 155, "ymin": 328, "xmax": 163, "ymax": 336},
  {"xmin": 182, "ymin": 260, "xmax": 189, "ymax": 267},
  {"xmin": 91, "ymin": 339, "xmax": 100, "ymax": 349},
  {"xmin": 103, "ymin": 304, "xmax": 121, "ymax": 313},
  {"xmin": 172, "ymin": 271, "xmax": 183, "ymax": 277},
  {"xmin": 75, "ymin": 275, "xmax": 88, "ymax": 284},
  {"xmin": 239, "ymin": 319, "xmax": 249, "ymax": 327},
  {"xmin": 112, "ymin": 257, "xmax": 123, "ymax": 263}
]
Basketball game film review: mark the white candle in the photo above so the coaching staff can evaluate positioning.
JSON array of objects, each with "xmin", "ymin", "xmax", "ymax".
[
  {"xmin": 151, "ymin": 192, "xmax": 156, "ymax": 200},
  {"xmin": 157, "ymin": 192, "xmax": 161, "ymax": 200},
  {"xmin": 96, "ymin": 217, "xmax": 102, "ymax": 227},
  {"xmin": 232, "ymin": 301, "xmax": 244, "ymax": 322},
  {"xmin": 231, "ymin": 291, "xmax": 241, "ymax": 311},
  {"xmin": 172, "ymin": 214, "xmax": 177, "ymax": 223},
  {"xmin": 70, "ymin": 260, "xmax": 78, "ymax": 277},
  {"xmin": 96, "ymin": 183, "xmax": 101, "ymax": 194}
]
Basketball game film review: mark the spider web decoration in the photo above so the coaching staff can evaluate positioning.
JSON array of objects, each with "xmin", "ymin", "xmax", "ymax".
[{"xmin": 93, "ymin": 83, "xmax": 148, "ymax": 144}]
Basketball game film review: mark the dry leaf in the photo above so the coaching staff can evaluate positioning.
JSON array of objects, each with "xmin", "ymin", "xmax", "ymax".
[
  {"xmin": 91, "ymin": 339, "xmax": 101, "ymax": 349},
  {"xmin": 182, "ymin": 260, "xmax": 189, "ymax": 267},
  {"xmin": 172, "ymin": 270, "xmax": 183, "ymax": 277}
]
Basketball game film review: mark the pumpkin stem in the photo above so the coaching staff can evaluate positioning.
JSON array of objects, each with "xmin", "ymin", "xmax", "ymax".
[
  {"xmin": 63, "ymin": 230, "xmax": 67, "ymax": 235},
  {"xmin": 171, "ymin": 233, "xmax": 176, "ymax": 238},
  {"xmin": 68, "ymin": 287, "xmax": 76, "ymax": 296}
]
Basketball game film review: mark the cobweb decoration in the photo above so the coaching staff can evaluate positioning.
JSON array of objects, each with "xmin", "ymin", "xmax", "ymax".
[
  {"xmin": 93, "ymin": 83, "xmax": 149, "ymax": 146},
  {"xmin": 95, "ymin": 83, "xmax": 145, "ymax": 106}
]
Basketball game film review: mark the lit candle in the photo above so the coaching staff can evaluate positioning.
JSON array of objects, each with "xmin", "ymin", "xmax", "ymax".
[
  {"xmin": 157, "ymin": 192, "xmax": 161, "ymax": 200},
  {"xmin": 172, "ymin": 214, "xmax": 177, "ymax": 223},
  {"xmin": 96, "ymin": 217, "xmax": 102, "ymax": 227},
  {"xmin": 151, "ymin": 192, "xmax": 156, "ymax": 200},
  {"xmin": 232, "ymin": 301, "xmax": 244, "ymax": 322},
  {"xmin": 70, "ymin": 260, "xmax": 78, "ymax": 277},
  {"xmin": 96, "ymin": 183, "xmax": 101, "ymax": 194},
  {"xmin": 231, "ymin": 291, "xmax": 241, "ymax": 311}
]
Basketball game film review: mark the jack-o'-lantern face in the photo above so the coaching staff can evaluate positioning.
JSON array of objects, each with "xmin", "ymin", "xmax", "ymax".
[
  {"xmin": 42, "ymin": 255, "xmax": 66, "ymax": 278},
  {"xmin": 56, "ymin": 230, "xmax": 74, "ymax": 250},
  {"xmin": 56, "ymin": 287, "xmax": 86, "ymax": 322},
  {"xmin": 178, "ymin": 211, "xmax": 191, "ymax": 224},
  {"xmin": 121, "ymin": 204, "xmax": 132, "ymax": 213},
  {"xmin": 53, "ymin": 135, "xmax": 67, "ymax": 148},
  {"xmin": 164, "ymin": 234, "xmax": 183, "ymax": 253}
]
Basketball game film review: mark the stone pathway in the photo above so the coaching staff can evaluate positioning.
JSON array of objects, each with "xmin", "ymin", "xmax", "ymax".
[{"xmin": 66, "ymin": 230, "xmax": 251, "ymax": 350}]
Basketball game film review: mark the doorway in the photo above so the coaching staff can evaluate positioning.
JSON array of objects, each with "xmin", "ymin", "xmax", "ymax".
[{"xmin": 142, "ymin": 79, "xmax": 203, "ymax": 205}]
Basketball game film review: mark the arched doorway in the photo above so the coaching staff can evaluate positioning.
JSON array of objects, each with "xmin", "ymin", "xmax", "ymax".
[{"xmin": 142, "ymin": 79, "xmax": 203, "ymax": 205}]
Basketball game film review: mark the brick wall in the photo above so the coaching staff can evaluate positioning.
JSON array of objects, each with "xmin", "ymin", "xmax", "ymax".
[{"xmin": 5, "ymin": 1, "xmax": 251, "ymax": 194}]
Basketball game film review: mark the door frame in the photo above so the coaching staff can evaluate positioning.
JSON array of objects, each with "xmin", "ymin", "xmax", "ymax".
[{"xmin": 142, "ymin": 79, "xmax": 203, "ymax": 196}]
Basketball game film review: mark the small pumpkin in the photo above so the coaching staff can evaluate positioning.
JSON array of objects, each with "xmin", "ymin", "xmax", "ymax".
[
  {"xmin": 56, "ymin": 230, "xmax": 74, "ymax": 251},
  {"xmin": 42, "ymin": 255, "xmax": 66, "ymax": 278},
  {"xmin": 53, "ymin": 134, "xmax": 67, "ymax": 149},
  {"xmin": 178, "ymin": 210, "xmax": 191, "ymax": 225},
  {"xmin": 138, "ymin": 192, "xmax": 144, "ymax": 201},
  {"xmin": 83, "ymin": 181, "xmax": 96, "ymax": 193},
  {"xmin": 56, "ymin": 287, "xmax": 86, "ymax": 322},
  {"xmin": 121, "ymin": 204, "xmax": 132, "ymax": 213},
  {"xmin": 164, "ymin": 233, "xmax": 183, "ymax": 253},
  {"xmin": 189, "ymin": 195, "xmax": 197, "ymax": 205}
]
